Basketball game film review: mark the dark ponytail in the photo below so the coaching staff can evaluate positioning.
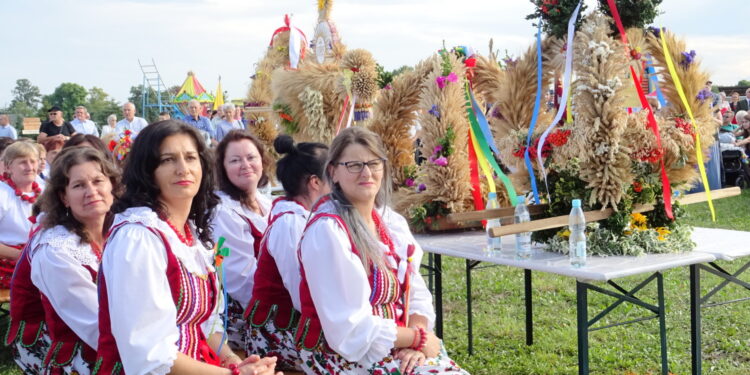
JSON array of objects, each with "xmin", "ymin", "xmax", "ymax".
[{"xmin": 273, "ymin": 135, "xmax": 328, "ymax": 198}]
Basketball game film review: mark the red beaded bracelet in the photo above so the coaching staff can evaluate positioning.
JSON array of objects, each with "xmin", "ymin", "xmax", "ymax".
[
  {"xmin": 415, "ymin": 327, "xmax": 427, "ymax": 352},
  {"xmin": 227, "ymin": 363, "xmax": 240, "ymax": 375},
  {"xmin": 410, "ymin": 327, "xmax": 421, "ymax": 350}
]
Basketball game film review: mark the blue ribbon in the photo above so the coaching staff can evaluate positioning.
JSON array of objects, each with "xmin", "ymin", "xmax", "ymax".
[
  {"xmin": 469, "ymin": 88, "xmax": 501, "ymax": 156},
  {"xmin": 523, "ymin": 23, "xmax": 543, "ymax": 205},
  {"xmin": 645, "ymin": 56, "xmax": 667, "ymax": 108}
]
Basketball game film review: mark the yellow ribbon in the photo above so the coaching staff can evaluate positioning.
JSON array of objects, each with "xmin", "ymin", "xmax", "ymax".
[
  {"xmin": 566, "ymin": 89, "xmax": 573, "ymax": 123},
  {"xmin": 469, "ymin": 126, "xmax": 497, "ymax": 193},
  {"xmin": 659, "ymin": 32, "xmax": 715, "ymax": 221}
]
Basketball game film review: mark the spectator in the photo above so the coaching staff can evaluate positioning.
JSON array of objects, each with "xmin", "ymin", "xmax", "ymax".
[
  {"xmin": 114, "ymin": 102, "xmax": 148, "ymax": 138},
  {"xmin": 157, "ymin": 111, "xmax": 171, "ymax": 121},
  {"xmin": 0, "ymin": 137, "xmax": 15, "ymax": 175},
  {"xmin": 64, "ymin": 133, "xmax": 110, "ymax": 159},
  {"xmin": 32, "ymin": 143, "xmax": 48, "ymax": 187},
  {"xmin": 729, "ymin": 92, "xmax": 741, "ymax": 113},
  {"xmin": 705, "ymin": 81, "xmax": 719, "ymax": 107},
  {"xmin": 42, "ymin": 137, "xmax": 65, "ymax": 177},
  {"xmin": 38, "ymin": 106, "xmax": 76, "ymax": 144},
  {"xmin": 738, "ymin": 88, "xmax": 750, "ymax": 112},
  {"xmin": 720, "ymin": 110, "xmax": 737, "ymax": 132},
  {"xmin": 0, "ymin": 114, "xmax": 17, "ymax": 140},
  {"xmin": 718, "ymin": 92, "xmax": 731, "ymax": 112},
  {"xmin": 70, "ymin": 106, "xmax": 100, "ymax": 136},
  {"xmin": 214, "ymin": 104, "xmax": 244, "ymax": 142},
  {"xmin": 100, "ymin": 114, "xmax": 117, "ymax": 139},
  {"xmin": 183, "ymin": 99, "xmax": 215, "ymax": 142}
]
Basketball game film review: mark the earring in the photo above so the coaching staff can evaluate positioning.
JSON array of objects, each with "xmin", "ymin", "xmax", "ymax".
[{"xmin": 66, "ymin": 207, "xmax": 70, "ymax": 217}]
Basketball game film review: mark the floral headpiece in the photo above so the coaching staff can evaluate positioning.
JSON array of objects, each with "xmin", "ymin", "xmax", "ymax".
[{"xmin": 108, "ymin": 129, "xmax": 133, "ymax": 161}]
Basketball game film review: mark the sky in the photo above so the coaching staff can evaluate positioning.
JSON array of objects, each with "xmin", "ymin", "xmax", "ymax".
[{"xmin": 1, "ymin": 0, "xmax": 747, "ymax": 109}]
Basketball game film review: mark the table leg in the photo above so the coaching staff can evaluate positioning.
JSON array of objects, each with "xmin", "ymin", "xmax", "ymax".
[
  {"xmin": 576, "ymin": 281, "xmax": 589, "ymax": 375},
  {"xmin": 525, "ymin": 269, "xmax": 533, "ymax": 346},
  {"xmin": 434, "ymin": 254, "xmax": 443, "ymax": 339},
  {"xmin": 656, "ymin": 272, "xmax": 669, "ymax": 375},
  {"xmin": 690, "ymin": 264, "xmax": 702, "ymax": 375},
  {"xmin": 466, "ymin": 259, "xmax": 474, "ymax": 355}
]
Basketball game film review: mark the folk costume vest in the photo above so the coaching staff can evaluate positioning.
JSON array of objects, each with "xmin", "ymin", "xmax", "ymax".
[
  {"xmin": 295, "ymin": 205, "xmax": 416, "ymax": 351},
  {"xmin": 245, "ymin": 197, "xmax": 305, "ymax": 331},
  {"xmin": 93, "ymin": 223, "xmax": 219, "ymax": 375}
]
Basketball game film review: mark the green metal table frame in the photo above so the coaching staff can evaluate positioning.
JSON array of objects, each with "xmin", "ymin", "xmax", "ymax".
[
  {"xmin": 689, "ymin": 260, "xmax": 750, "ymax": 375},
  {"xmin": 424, "ymin": 253, "xmax": 670, "ymax": 375}
]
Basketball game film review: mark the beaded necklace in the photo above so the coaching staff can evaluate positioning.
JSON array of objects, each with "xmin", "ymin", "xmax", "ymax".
[
  {"xmin": 161, "ymin": 217, "xmax": 195, "ymax": 247},
  {"xmin": 4, "ymin": 178, "xmax": 41, "ymax": 204}
]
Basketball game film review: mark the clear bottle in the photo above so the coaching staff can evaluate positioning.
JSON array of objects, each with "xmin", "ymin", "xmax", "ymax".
[
  {"xmin": 514, "ymin": 195, "xmax": 532, "ymax": 260},
  {"xmin": 569, "ymin": 199, "xmax": 587, "ymax": 268},
  {"xmin": 485, "ymin": 192, "xmax": 502, "ymax": 253}
]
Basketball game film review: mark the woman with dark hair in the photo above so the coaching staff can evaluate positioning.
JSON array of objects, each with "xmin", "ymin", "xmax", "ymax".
[
  {"xmin": 95, "ymin": 121, "xmax": 278, "ymax": 375},
  {"xmin": 7, "ymin": 147, "xmax": 120, "ymax": 374},
  {"xmin": 211, "ymin": 129, "xmax": 272, "ymax": 354},
  {"xmin": 296, "ymin": 127, "xmax": 468, "ymax": 375},
  {"xmin": 245, "ymin": 135, "xmax": 329, "ymax": 371},
  {"xmin": 63, "ymin": 133, "xmax": 110, "ymax": 158}
]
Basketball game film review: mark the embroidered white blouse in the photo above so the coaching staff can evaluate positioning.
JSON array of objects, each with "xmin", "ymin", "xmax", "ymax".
[
  {"xmin": 0, "ymin": 182, "xmax": 34, "ymax": 246},
  {"xmin": 211, "ymin": 191, "xmax": 271, "ymax": 308},
  {"xmin": 102, "ymin": 207, "xmax": 223, "ymax": 375},
  {"xmin": 263, "ymin": 199, "xmax": 310, "ymax": 311},
  {"xmin": 30, "ymin": 225, "xmax": 100, "ymax": 349},
  {"xmin": 298, "ymin": 200, "xmax": 435, "ymax": 365}
]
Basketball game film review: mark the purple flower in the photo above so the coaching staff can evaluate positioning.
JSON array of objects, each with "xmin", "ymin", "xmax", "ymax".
[
  {"xmin": 404, "ymin": 178, "xmax": 415, "ymax": 187},
  {"xmin": 502, "ymin": 57, "xmax": 518, "ymax": 68},
  {"xmin": 432, "ymin": 156, "xmax": 449, "ymax": 167},
  {"xmin": 433, "ymin": 145, "xmax": 443, "ymax": 154},
  {"xmin": 680, "ymin": 50, "xmax": 696, "ymax": 68},
  {"xmin": 696, "ymin": 88, "xmax": 713, "ymax": 102},
  {"xmin": 417, "ymin": 183, "xmax": 427, "ymax": 192},
  {"xmin": 383, "ymin": 84, "xmax": 392, "ymax": 90},
  {"xmin": 648, "ymin": 27, "xmax": 662, "ymax": 38},
  {"xmin": 428, "ymin": 105, "xmax": 440, "ymax": 119}
]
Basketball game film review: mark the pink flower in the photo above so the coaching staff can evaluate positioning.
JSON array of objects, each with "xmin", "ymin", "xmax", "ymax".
[
  {"xmin": 436, "ymin": 72, "xmax": 458, "ymax": 89},
  {"xmin": 432, "ymin": 156, "xmax": 448, "ymax": 166},
  {"xmin": 433, "ymin": 145, "xmax": 443, "ymax": 154},
  {"xmin": 404, "ymin": 178, "xmax": 415, "ymax": 187}
]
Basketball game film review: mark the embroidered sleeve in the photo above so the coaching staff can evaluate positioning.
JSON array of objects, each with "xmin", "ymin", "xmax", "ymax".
[
  {"xmin": 300, "ymin": 218, "xmax": 397, "ymax": 364},
  {"xmin": 103, "ymin": 224, "xmax": 178, "ymax": 375},
  {"xmin": 31, "ymin": 242, "xmax": 100, "ymax": 348}
]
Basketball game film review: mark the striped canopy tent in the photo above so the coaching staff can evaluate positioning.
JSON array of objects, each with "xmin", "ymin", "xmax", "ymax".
[{"xmin": 174, "ymin": 71, "xmax": 215, "ymax": 116}]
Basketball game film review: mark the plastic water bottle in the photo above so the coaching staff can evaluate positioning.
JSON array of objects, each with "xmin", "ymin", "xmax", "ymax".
[
  {"xmin": 569, "ymin": 199, "xmax": 587, "ymax": 268},
  {"xmin": 485, "ymin": 192, "xmax": 502, "ymax": 253},
  {"xmin": 514, "ymin": 196, "xmax": 532, "ymax": 260}
]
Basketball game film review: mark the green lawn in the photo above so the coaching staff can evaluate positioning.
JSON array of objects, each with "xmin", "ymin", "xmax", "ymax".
[{"xmin": 0, "ymin": 190, "xmax": 748, "ymax": 374}]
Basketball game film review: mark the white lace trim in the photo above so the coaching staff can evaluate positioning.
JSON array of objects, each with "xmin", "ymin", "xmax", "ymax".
[
  {"xmin": 35, "ymin": 225, "xmax": 99, "ymax": 267},
  {"xmin": 113, "ymin": 207, "xmax": 215, "ymax": 276}
]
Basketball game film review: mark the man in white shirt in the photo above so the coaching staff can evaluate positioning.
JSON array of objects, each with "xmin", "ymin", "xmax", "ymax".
[
  {"xmin": 70, "ymin": 106, "xmax": 100, "ymax": 136},
  {"xmin": 0, "ymin": 114, "xmax": 17, "ymax": 139},
  {"xmin": 115, "ymin": 102, "xmax": 149, "ymax": 138}
]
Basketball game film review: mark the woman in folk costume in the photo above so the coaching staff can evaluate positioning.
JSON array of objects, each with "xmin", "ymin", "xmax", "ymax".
[
  {"xmin": 296, "ymin": 127, "xmax": 469, "ymax": 375},
  {"xmin": 245, "ymin": 135, "xmax": 329, "ymax": 371},
  {"xmin": 211, "ymin": 130, "xmax": 272, "ymax": 354},
  {"xmin": 8, "ymin": 147, "xmax": 120, "ymax": 374},
  {"xmin": 94, "ymin": 121, "xmax": 279, "ymax": 375},
  {"xmin": 0, "ymin": 142, "xmax": 41, "ymax": 288}
]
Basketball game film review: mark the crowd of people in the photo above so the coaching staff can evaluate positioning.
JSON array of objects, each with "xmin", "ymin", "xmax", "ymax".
[{"xmin": 0, "ymin": 98, "xmax": 469, "ymax": 375}]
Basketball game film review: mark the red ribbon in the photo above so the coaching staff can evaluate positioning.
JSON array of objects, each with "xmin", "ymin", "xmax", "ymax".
[
  {"xmin": 607, "ymin": 0, "xmax": 674, "ymax": 220},
  {"xmin": 467, "ymin": 131, "xmax": 485, "ymax": 220}
]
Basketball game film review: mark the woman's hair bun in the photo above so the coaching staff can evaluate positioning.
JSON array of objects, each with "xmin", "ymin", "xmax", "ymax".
[{"xmin": 273, "ymin": 134, "xmax": 296, "ymax": 155}]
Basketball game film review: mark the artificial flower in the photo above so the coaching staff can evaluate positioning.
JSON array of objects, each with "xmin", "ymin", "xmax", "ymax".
[{"xmin": 432, "ymin": 156, "xmax": 448, "ymax": 167}]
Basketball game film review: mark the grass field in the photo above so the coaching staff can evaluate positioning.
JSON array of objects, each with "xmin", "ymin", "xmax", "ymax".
[{"xmin": 1, "ymin": 190, "xmax": 748, "ymax": 374}]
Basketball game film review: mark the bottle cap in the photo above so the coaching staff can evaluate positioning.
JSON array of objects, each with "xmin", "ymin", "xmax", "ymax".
[
  {"xmin": 516, "ymin": 196, "xmax": 525, "ymax": 205},
  {"xmin": 572, "ymin": 199, "xmax": 581, "ymax": 208},
  {"xmin": 488, "ymin": 192, "xmax": 497, "ymax": 200}
]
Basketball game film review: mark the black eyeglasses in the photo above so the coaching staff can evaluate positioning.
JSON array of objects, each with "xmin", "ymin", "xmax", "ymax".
[{"xmin": 337, "ymin": 158, "xmax": 386, "ymax": 173}]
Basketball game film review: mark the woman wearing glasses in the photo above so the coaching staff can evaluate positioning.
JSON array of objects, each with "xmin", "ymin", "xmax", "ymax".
[{"xmin": 295, "ymin": 127, "xmax": 468, "ymax": 375}]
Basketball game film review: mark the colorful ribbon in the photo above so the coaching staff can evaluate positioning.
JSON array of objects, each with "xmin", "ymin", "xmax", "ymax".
[
  {"xmin": 269, "ymin": 15, "xmax": 308, "ymax": 69},
  {"xmin": 523, "ymin": 23, "xmax": 544, "ymax": 205},
  {"xmin": 645, "ymin": 56, "xmax": 668, "ymax": 107},
  {"xmin": 537, "ymin": 1, "xmax": 582, "ymax": 194},
  {"xmin": 464, "ymin": 83, "xmax": 518, "ymax": 207},
  {"xmin": 606, "ymin": 0, "xmax": 674, "ymax": 220},
  {"xmin": 469, "ymin": 88, "xmax": 500, "ymax": 156},
  {"xmin": 659, "ymin": 29, "xmax": 715, "ymax": 220},
  {"xmin": 467, "ymin": 131, "xmax": 485, "ymax": 211}
]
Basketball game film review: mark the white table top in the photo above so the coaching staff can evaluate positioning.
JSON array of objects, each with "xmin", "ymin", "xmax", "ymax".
[
  {"xmin": 416, "ymin": 230, "xmax": 718, "ymax": 282},
  {"xmin": 691, "ymin": 227, "xmax": 750, "ymax": 261}
]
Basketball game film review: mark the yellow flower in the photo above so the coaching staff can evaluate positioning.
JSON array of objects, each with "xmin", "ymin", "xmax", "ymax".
[
  {"xmin": 630, "ymin": 213, "xmax": 648, "ymax": 231},
  {"xmin": 558, "ymin": 229, "xmax": 571, "ymax": 239},
  {"xmin": 655, "ymin": 227, "xmax": 671, "ymax": 241}
]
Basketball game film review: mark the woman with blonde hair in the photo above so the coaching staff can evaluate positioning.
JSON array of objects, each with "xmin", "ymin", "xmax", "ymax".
[{"xmin": 295, "ymin": 127, "xmax": 468, "ymax": 374}]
